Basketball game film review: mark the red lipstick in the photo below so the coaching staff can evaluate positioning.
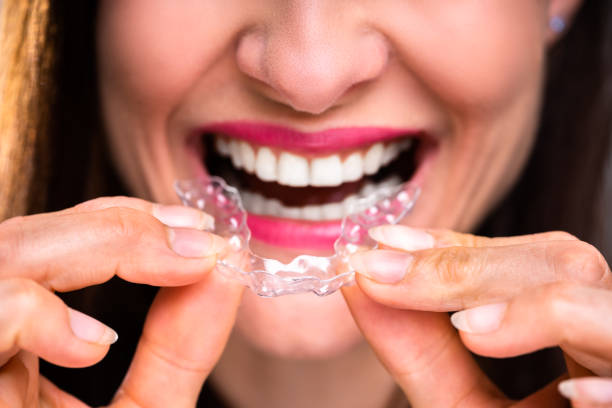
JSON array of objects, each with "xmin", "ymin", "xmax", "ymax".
[
  {"xmin": 198, "ymin": 121, "xmax": 421, "ymax": 154},
  {"xmin": 190, "ymin": 121, "xmax": 434, "ymax": 250}
]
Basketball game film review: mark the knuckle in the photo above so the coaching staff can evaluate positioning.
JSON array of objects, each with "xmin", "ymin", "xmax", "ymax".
[
  {"xmin": 103, "ymin": 207, "xmax": 142, "ymax": 243},
  {"xmin": 463, "ymin": 233, "xmax": 490, "ymax": 248},
  {"xmin": 435, "ymin": 230, "xmax": 489, "ymax": 248},
  {"xmin": 546, "ymin": 231, "xmax": 579, "ymax": 241},
  {"xmin": 0, "ymin": 279, "xmax": 43, "ymax": 350},
  {"xmin": 428, "ymin": 246, "xmax": 479, "ymax": 285},
  {"xmin": 73, "ymin": 196, "xmax": 121, "ymax": 212},
  {"xmin": 552, "ymin": 241, "xmax": 610, "ymax": 286},
  {"xmin": 73, "ymin": 196, "xmax": 150, "ymax": 213},
  {"xmin": 0, "ymin": 216, "xmax": 27, "ymax": 269},
  {"xmin": 3, "ymin": 278, "xmax": 41, "ymax": 313},
  {"xmin": 540, "ymin": 282, "xmax": 578, "ymax": 323},
  {"xmin": 539, "ymin": 282, "xmax": 582, "ymax": 343},
  {"xmin": 100, "ymin": 207, "xmax": 158, "ymax": 247}
]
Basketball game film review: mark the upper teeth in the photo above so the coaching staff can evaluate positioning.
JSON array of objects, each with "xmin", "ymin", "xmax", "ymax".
[{"xmin": 214, "ymin": 136, "xmax": 412, "ymax": 187}]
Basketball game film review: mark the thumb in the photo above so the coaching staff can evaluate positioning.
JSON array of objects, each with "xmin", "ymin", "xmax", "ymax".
[
  {"xmin": 113, "ymin": 270, "xmax": 244, "ymax": 408},
  {"xmin": 342, "ymin": 284, "xmax": 504, "ymax": 408}
]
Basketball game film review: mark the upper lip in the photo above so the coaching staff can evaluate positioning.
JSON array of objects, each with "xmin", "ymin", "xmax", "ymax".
[{"xmin": 197, "ymin": 121, "xmax": 423, "ymax": 154}]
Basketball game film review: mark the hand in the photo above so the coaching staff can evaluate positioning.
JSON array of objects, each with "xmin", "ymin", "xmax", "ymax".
[
  {"xmin": 0, "ymin": 197, "xmax": 244, "ymax": 407},
  {"xmin": 344, "ymin": 225, "xmax": 612, "ymax": 408}
]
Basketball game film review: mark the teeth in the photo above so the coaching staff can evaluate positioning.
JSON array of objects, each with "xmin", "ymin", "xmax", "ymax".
[
  {"xmin": 278, "ymin": 152, "xmax": 309, "ymax": 187},
  {"xmin": 311, "ymin": 156, "xmax": 343, "ymax": 187},
  {"xmin": 342, "ymin": 152, "xmax": 363, "ymax": 182},
  {"xmin": 240, "ymin": 177, "xmax": 403, "ymax": 221},
  {"xmin": 240, "ymin": 141, "xmax": 256, "ymax": 173},
  {"xmin": 361, "ymin": 183, "xmax": 376, "ymax": 196},
  {"xmin": 301, "ymin": 205, "xmax": 321, "ymax": 221},
  {"xmin": 255, "ymin": 147, "xmax": 277, "ymax": 182},
  {"xmin": 213, "ymin": 135, "xmax": 414, "ymax": 187},
  {"xmin": 282, "ymin": 206, "xmax": 302, "ymax": 219},
  {"xmin": 215, "ymin": 138, "xmax": 231, "ymax": 156},
  {"xmin": 382, "ymin": 143, "xmax": 399, "ymax": 166},
  {"xmin": 397, "ymin": 138, "xmax": 413, "ymax": 151},
  {"xmin": 363, "ymin": 143, "xmax": 384, "ymax": 175},
  {"xmin": 229, "ymin": 140, "xmax": 242, "ymax": 169},
  {"xmin": 342, "ymin": 195, "xmax": 359, "ymax": 214},
  {"xmin": 321, "ymin": 203, "xmax": 343, "ymax": 219},
  {"xmin": 249, "ymin": 192, "xmax": 265, "ymax": 214}
]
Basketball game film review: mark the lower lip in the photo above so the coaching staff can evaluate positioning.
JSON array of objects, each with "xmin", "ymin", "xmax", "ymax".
[
  {"xmin": 247, "ymin": 215, "xmax": 341, "ymax": 250},
  {"xmin": 243, "ymin": 143, "xmax": 436, "ymax": 250}
]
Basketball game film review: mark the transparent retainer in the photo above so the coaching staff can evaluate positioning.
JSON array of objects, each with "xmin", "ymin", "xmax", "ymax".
[{"xmin": 175, "ymin": 177, "xmax": 419, "ymax": 297}]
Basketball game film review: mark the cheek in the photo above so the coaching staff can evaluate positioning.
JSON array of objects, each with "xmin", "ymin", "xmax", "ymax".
[
  {"xmin": 376, "ymin": 1, "xmax": 548, "ymax": 231},
  {"xmin": 383, "ymin": 1, "xmax": 547, "ymax": 115},
  {"xmin": 96, "ymin": 0, "xmax": 235, "ymax": 115}
]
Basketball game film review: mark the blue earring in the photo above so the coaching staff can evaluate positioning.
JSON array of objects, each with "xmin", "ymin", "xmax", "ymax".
[{"xmin": 549, "ymin": 16, "xmax": 566, "ymax": 33}]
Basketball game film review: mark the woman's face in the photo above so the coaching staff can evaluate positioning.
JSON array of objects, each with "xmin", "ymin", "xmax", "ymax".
[{"xmin": 97, "ymin": 1, "xmax": 558, "ymax": 357}]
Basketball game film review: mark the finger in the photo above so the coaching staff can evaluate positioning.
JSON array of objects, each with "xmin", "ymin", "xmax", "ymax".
[
  {"xmin": 449, "ymin": 283, "xmax": 612, "ymax": 367},
  {"xmin": 558, "ymin": 378, "xmax": 612, "ymax": 407},
  {"xmin": 70, "ymin": 196, "xmax": 214, "ymax": 230},
  {"xmin": 0, "ymin": 351, "xmax": 38, "ymax": 408},
  {"xmin": 564, "ymin": 349, "xmax": 606, "ymax": 377},
  {"xmin": 342, "ymin": 285, "xmax": 506, "ymax": 408},
  {"xmin": 350, "ymin": 237, "xmax": 610, "ymax": 311},
  {"xmin": 0, "ymin": 278, "xmax": 116, "ymax": 369},
  {"xmin": 114, "ymin": 271, "xmax": 244, "ymax": 408},
  {"xmin": 370, "ymin": 225, "xmax": 579, "ymax": 251},
  {"xmin": 0, "ymin": 198, "xmax": 226, "ymax": 291},
  {"xmin": 513, "ymin": 375, "xmax": 568, "ymax": 408},
  {"xmin": 39, "ymin": 376, "xmax": 89, "ymax": 408}
]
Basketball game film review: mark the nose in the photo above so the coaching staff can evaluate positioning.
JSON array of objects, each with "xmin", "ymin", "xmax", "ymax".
[{"xmin": 236, "ymin": 3, "xmax": 390, "ymax": 115}]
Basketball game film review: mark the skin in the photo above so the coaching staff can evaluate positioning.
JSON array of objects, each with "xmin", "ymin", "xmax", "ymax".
[
  {"xmin": 96, "ymin": 0, "xmax": 552, "ymax": 360},
  {"xmin": 1, "ymin": 0, "xmax": 611, "ymax": 407}
]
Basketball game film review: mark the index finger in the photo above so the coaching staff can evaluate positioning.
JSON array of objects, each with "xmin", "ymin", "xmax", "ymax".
[
  {"xmin": 350, "ymin": 227, "xmax": 611, "ymax": 311},
  {"xmin": 0, "ymin": 196, "xmax": 225, "ymax": 291}
]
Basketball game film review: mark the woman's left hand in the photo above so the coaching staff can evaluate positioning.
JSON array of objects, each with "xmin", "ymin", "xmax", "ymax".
[{"xmin": 343, "ymin": 225, "xmax": 612, "ymax": 408}]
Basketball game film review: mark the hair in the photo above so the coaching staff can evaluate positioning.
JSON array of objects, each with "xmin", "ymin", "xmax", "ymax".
[
  {"xmin": 0, "ymin": 0, "xmax": 610, "ymax": 404},
  {"xmin": 0, "ymin": 1, "xmax": 105, "ymax": 220}
]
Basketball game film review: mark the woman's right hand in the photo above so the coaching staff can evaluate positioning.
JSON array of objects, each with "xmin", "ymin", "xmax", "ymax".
[{"xmin": 0, "ymin": 196, "xmax": 244, "ymax": 407}]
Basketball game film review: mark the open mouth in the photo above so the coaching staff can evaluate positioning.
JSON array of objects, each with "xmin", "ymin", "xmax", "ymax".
[{"xmin": 189, "ymin": 122, "xmax": 436, "ymax": 250}]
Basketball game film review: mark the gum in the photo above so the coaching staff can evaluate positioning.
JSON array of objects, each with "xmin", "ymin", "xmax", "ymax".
[{"xmin": 175, "ymin": 177, "xmax": 419, "ymax": 297}]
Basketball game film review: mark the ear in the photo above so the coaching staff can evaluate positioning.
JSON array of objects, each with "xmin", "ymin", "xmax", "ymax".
[{"xmin": 546, "ymin": 0, "xmax": 585, "ymax": 44}]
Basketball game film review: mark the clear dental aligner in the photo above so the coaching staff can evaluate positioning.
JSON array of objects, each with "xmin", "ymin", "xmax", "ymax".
[{"xmin": 175, "ymin": 177, "xmax": 419, "ymax": 297}]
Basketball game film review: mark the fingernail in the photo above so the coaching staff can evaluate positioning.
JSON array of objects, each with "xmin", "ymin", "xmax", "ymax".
[
  {"xmin": 559, "ymin": 378, "xmax": 612, "ymax": 403},
  {"xmin": 153, "ymin": 204, "xmax": 214, "ymax": 230},
  {"xmin": 369, "ymin": 225, "xmax": 435, "ymax": 251},
  {"xmin": 168, "ymin": 228, "xmax": 226, "ymax": 258},
  {"xmin": 68, "ymin": 308, "xmax": 118, "ymax": 345},
  {"xmin": 450, "ymin": 303, "xmax": 507, "ymax": 334},
  {"xmin": 349, "ymin": 250, "xmax": 413, "ymax": 284}
]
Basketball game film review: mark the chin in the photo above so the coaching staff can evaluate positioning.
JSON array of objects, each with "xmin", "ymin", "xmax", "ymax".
[{"xmin": 234, "ymin": 289, "xmax": 363, "ymax": 360}]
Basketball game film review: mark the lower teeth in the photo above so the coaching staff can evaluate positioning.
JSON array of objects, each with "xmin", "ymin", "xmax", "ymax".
[{"xmin": 240, "ymin": 176, "xmax": 402, "ymax": 221}]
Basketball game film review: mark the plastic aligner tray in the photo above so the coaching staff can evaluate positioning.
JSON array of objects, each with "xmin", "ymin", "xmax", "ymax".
[{"xmin": 175, "ymin": 177, "xmax": 419, "ymax": 297}]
